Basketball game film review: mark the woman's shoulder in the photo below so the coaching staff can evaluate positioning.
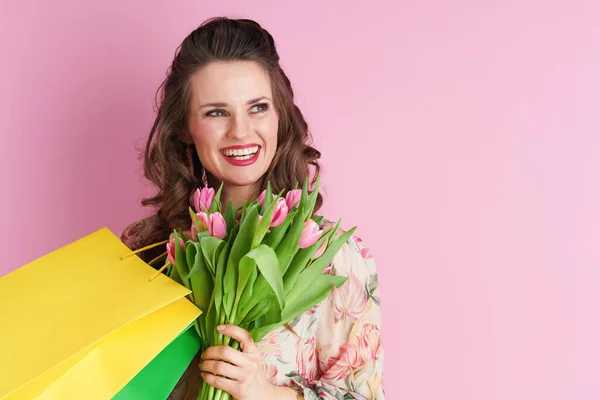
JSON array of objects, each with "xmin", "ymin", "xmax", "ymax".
[
  {"xmin": 319, "ymin": 216, "xmax": 372, "ymax": 251},
  {"xmin": 119, "ymin": 215, "xmax": 159, "ymax": 250},
  {"xmin": 318, "ymin": 216, "xmax": 377, "ymax": 274}
]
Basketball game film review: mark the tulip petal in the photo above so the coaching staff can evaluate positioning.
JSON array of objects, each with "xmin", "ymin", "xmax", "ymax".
[
  {"xmin": 270, "ymin": 198, "xmax": 289, "ymax": 227},
  {"xmin": 197, "ymin": 212, "xmax": 209, "ymax": 230},
  {"xmin": 299, "ymin": 219, "xmax": 323, "ymax": 248},
  {"xmin": 210, "ymin": 212, "xmax": 227, "ymax": 239},
  {"xmin": 257, "ymin": 190, "xmax": 267, "ymax": 207},
  {"xmin": 285, "ymin": 189, "xmax": 302, "ymax": 210},
  {"xmin": 193, "ymin": 189, "xmax": 202, "ymax": 213}
]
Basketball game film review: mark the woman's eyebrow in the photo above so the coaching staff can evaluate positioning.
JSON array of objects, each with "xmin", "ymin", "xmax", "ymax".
[
  {"xmin": 199, "ymin": 96, "xmax": 271, "ymax": 109},
  {"xmin": 199, "ymin": 101, "xmax": 228, "ymax": 108},
  {"xmin": 246, "ymin": 96, "xmax": 271, "ymax": 104}
]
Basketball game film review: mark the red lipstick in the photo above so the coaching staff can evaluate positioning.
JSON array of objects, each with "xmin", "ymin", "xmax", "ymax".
[{"xmin": 220, "ymin": 144, "xmax": 261, "ymax": 167}]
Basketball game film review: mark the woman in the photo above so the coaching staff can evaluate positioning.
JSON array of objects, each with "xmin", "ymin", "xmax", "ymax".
[{"xmin": 120, "ymin": 17, "xmax": 384, "ymax": 400}]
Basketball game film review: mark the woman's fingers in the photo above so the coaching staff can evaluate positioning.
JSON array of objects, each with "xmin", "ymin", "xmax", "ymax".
[
  {"xmin": 201, "ymin": 345, "xmax": 248, "ymax": 367},
  {"xmin": 200, "ymin": 359, "xmax": 244, "ymax": 381},
  {"xmin": 200, "ymin": 372, "xmax": 240, "ymax": 398},
  {"xmin": 217, "ymin": 324, "xmax": 258, "ymax": 354}
]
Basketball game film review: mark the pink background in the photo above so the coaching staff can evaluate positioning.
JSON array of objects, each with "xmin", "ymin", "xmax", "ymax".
[{"xmin": 1, "ymin": 1, "xmax": 599, "ymax": 398}]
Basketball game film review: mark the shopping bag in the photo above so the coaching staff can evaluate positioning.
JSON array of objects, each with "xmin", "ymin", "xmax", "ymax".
[
  {"xmin": 0, "ymin": 227, "xmax": 202, "ymax": 399},
  {"xmin": 112, "ymin": 324, "xmax": 201, "ymax": 400}
]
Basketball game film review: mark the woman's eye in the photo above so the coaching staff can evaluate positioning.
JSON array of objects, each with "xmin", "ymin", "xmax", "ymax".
[
  {"xmin": 206, "ymin": 109, "xmax": 226, "ymax": 117},
  {"xmin": 250, "ymin": 103, "xmax": 269, "ymax": 113}
]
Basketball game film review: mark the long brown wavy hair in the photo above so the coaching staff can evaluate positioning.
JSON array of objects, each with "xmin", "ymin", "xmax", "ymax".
[{"xmin": 134, "ymin": 17, "xmax": 323, "ymax": 263}]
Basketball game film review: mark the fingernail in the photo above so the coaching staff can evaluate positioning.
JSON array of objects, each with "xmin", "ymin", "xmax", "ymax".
[{"xmin": 217, "ymin": 325, "xmax": 225, "ymax": 331}]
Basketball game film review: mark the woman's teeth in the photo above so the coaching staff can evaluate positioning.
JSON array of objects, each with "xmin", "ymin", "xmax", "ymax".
[{"xmin": 222, "ymin": 146, "xmax": 259, "ymax": 159}]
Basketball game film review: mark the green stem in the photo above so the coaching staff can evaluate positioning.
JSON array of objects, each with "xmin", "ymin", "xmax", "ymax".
[
  {"xmin": 230, "ymin": 301, "xmax": 239, "ymax": 326},
  {"xmin": 200, "ymin": 380, "xmax": 205, "ymax": 400},
  {"xmin": 193, "ymin": 319, "xmax": 202, "ymax": 338},
  {"xmin": 216, "ymin": 388, "xmax": 233, "ymax": 400},
  {"xmin": 217, "ymin": 311, "xmax": 226, "ymax": 345}
]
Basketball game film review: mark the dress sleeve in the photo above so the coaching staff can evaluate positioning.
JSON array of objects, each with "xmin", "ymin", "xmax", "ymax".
[
  {"xmin": 294, "ymin": 234, "xmax": 386, "ymax": 399},
  {"xmin": 119, "ymin": 219, "xmax": 145, "ymax": 251}
]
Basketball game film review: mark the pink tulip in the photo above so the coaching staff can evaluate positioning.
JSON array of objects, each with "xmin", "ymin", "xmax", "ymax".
[
  {"xmin": 257, "ymin": 190, "xmax": 277, "ymax": 207},
  {"xmin": 166, "ymin": 237, "xmax": 185, "ymax": 265},
  {"xmin": 198, "ymin": 212, "xmax": 209, "ymax": 230},
  {"xmin": 270, "ymin": 198, "xmax": 289, "ymax": 227},
  {"xmin": 285, "ymin": 189, "xmax": 302, "ymax": 210},
  {"xmin": 298, "ymin": 219, "xmax": 323, "ymax": 248},
  {"xmin": 198, "ymin": 211, "xmax": 227, "ymax": 239},
  {"xmin": 193, "ymin": 187, "xmax": 215, "ymax": 213}
]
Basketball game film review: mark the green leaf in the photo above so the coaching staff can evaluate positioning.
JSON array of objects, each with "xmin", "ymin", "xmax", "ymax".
[
  {"xmin": 223, "ymin": 205, "xmax": 259, "ymax": 320},
  {"xmin": 231, "ymin": 251, "xmax": 258, "ymax": 324},
  {"xmin": 203, "ymin": 294, "xmax": 215, "ymax": 345},
  {"xmin": 246, "ymin": 245, "xmax": 284, "ymax": 310},
  {"xmin": 305, "ymin": 175, "xmax": 321, "ymax": 220},
  {"xmin": 298, "ymin": 178, "xmax": 310, "ymax": 220},
  {"xmin": 237, "ymin": 242, "xmax": 287, "ymax": 325},
  {"xmin": 252, "ymin": 192, "xmax": 279, "ymax": 249},
  {"xmin": 283, "ymin": 230, "xmax": 332, "ymax": 294},
  {"xmin": 260, "ymin": 296, "xmax": 283, "ymax": 326},
  {"xmin": 199, "ymin": 236, "xmax": 224, "ymax": 276},
  {"xmin": 251, "ymin": 274, "xmax": 346, "ymax": 342},
  {"xmin": 168, "ymin": 263, "xmax": 183, "ymax": 285},
  {"xmin": 185, "ymin": 241, "xmax": 197, "ymax": 275},
  {"xmin": 186, "ymin": 242, "xmax": 213, "ymax": 321},
  {"xmin": 262, "ymin": 210, "xmax": 297, "ymax": 249},
  {"xmin": 224, "ymin": 199, "xmax": 236, "ymax": 233},
  {"xmin": 173, "ymin": 231, "xmax": 190, "ymax": 287},
  {"xmin": 242, "ymin": 299, "xmax": 271, "ymax": 325},
  {"xmin": 194, "ymin": 230, "xmax": 210, "ymax": 242},
  {"xmin": 274, "ymin": 207, "xmax": 304, "ymax": 275},
  {"xmin": 296, "ymin": 225, "xmax": 355, "ymax": 290},
  {"xmin": 209, "ymin": 183, "xmax": 224, "ymax": 214},
  {"xmin": 237, "ymin": 266, "xmax": 258, "ymax": 322},
  {"xmin": 256, "ymin": 221, "xmax": 355, "ymax": 342},
  {"xmin": 261, "ymin": 181, "xmax": 274, "ymax": 215},
  {"xmin": 241, "ymin": 201, "xmax": 248, "ymax": 221},
  {"xmin": 213, "ymin": 241, "xmax": 230, "ymax": 323},
  {"xmin": 312, "ymin": 215, "xmax": 324, "ymax": 226}
]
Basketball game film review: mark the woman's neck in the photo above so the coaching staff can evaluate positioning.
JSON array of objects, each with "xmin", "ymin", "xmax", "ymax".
[
  {"xmin": 207, "ymin": 175, "xmax": 259, "ymax": 211},
  {"xmin": 223, "ymin": 184, "xmax": 258, "ymax": 210}
]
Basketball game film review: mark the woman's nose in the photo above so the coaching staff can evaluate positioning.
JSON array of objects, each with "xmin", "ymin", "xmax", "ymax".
[{"xmin": 227, "ymin": 114, "xmax": 251, "ymax": 140}]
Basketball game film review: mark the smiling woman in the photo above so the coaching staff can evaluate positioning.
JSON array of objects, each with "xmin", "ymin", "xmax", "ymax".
[
  {"xmin": 185, "ymin": 61, "xmax": 279, "ymax": 188},
  {"xmin": 120, "ymin": 17, "xmax": 384, "ymax": 400}
]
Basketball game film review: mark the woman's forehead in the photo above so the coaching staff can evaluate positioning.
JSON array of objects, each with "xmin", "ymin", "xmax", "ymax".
[{"xmin": 189, "ymin": 60, "xmax": 273, "ymax": 105}]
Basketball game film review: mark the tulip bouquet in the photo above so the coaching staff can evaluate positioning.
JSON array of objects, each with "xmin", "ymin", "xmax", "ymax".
[{"xmin": 163, "ymin": 177, "xmax": 355, "ymax": 400}]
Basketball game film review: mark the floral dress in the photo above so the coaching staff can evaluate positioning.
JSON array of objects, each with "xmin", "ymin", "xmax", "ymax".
[{"xmin": 120, "ymin": 218, "xmax": 385, "ymax": 399}]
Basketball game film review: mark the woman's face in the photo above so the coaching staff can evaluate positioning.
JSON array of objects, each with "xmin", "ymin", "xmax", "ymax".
[{"xmin": 186, "ymin": 60, "xmax": 279, "ymax": 189}]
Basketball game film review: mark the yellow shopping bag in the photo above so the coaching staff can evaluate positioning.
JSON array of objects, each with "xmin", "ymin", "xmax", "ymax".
[{"xmin": 0, "ymin": 227, "xmax": 201, "ymax": 399}]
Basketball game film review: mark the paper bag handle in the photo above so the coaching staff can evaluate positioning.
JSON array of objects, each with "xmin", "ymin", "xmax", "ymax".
[{"xmin": 119, "ymin": 239, "xmax": 172, "ymax": 282}]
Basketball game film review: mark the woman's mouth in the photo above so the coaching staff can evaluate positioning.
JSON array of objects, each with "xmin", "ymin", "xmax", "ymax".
[
  {"xmin": 221, "ymin": 145, "xmax": 260, "ymax": 160},
  {"xmin": 220, "ymin": 145, "xmax": 261, "ymax": 166}
]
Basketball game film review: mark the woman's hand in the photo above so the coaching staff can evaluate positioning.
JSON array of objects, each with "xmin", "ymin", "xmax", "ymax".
[{"xmin": 199, "ymin": 324, "xmax": 277, "ymax": 400}]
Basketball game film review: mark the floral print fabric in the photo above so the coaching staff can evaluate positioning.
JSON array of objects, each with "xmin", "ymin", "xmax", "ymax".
[{"xmin": 120, "ymin": 218, "xmax": 385, "ymax": 399}]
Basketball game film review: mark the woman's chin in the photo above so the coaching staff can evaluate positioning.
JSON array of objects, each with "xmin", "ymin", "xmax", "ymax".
[{"xmin": 220, "ymin": 169, "xmax": 266, "ymax": 188}]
